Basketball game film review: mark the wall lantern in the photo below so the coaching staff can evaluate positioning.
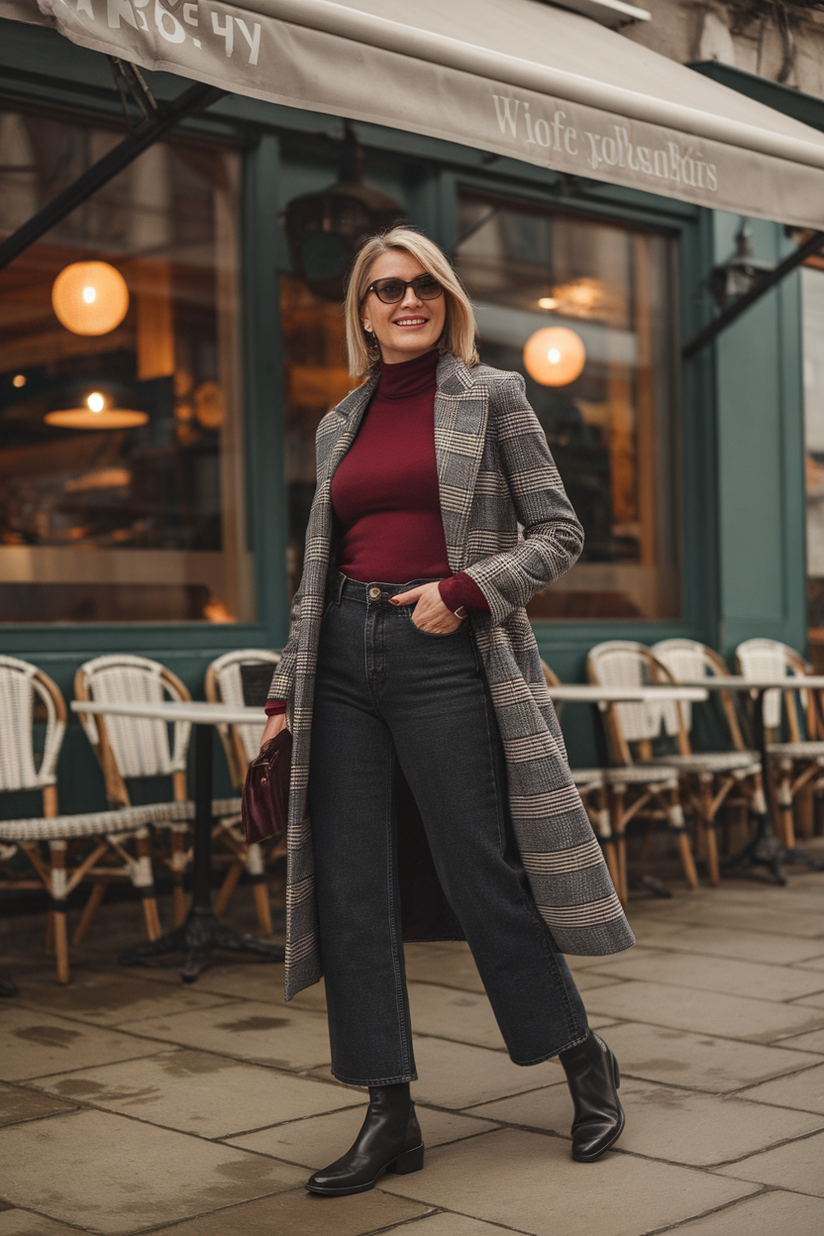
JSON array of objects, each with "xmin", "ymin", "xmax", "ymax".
[
  {"xmin": 45, "ymin": 390, "xmax": 148, "ymax": 430},
  {"xmin": 51, "ymin": 261, "xmax": 130, "ymax": 335},
  {"xmin": 523, "ymin": 327, "xmax": 586, "ymax": 387},
  {"xmin": 708, "ymin": 219, "xmax": 771, "ymax": 311},
  {"xmin": 283, "ymin": 122, "xmax": 404, "ymax": 301}
]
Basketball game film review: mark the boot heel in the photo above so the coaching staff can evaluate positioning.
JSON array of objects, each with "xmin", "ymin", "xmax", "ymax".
[{"xmin": 388, "ymin": 1143, "xmax": 424, "ymax": 1175}]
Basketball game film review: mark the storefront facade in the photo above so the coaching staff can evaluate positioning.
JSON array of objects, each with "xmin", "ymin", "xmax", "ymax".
[{"xmin": 0, "ymin": 9, "xmax": 811, "ymax": 798}]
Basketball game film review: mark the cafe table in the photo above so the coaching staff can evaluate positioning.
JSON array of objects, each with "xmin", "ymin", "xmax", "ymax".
[
  {"xmin": 70, "ymin": 698, "xmax": 285, "ymax": 981},
  {"xmin": 679, "ymin": 675, "xmax": 824, "ymax": 884}
]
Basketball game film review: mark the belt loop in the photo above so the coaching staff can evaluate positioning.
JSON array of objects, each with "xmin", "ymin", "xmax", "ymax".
[{"xmin": 335, "ymin": 572, "xmax": 346, "ymax": 604}]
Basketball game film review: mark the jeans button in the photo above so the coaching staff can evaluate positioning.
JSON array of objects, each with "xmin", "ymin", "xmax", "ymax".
[{"xmin": 368, "ymin": 586, "xmax": 381, "ymax": 600}]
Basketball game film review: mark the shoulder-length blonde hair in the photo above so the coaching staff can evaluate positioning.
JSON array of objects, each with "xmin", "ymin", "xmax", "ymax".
[{"xmin": 344, "ymin": 226, "xmax": 479, "ymax": 378}]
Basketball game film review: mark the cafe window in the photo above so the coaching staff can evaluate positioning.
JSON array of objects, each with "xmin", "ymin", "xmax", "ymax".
[
  {"xmin": 455, "ymin": 192, "xmax": 680, "ymax": 621},
  {"xmin": 0, "ymin": 108, "xmax": 251, "ymax": 624}
]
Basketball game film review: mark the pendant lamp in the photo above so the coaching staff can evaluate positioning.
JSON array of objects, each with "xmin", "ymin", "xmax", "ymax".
[
  {"xmin": 52, "ymin": 262, "xmax": 130, "ymax": 335},
  {"xmin": 523, "ymin": 327, "xmax": 586, "ymax": 387},
  {"xmin": 45, "ymin": 391, "xmax": 148, "ymax": 430}
]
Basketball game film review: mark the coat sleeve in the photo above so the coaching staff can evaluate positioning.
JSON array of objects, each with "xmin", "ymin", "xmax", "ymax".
[{"xmin": 462, "ymin": 371, "xmax": 584, "ymax": 625}]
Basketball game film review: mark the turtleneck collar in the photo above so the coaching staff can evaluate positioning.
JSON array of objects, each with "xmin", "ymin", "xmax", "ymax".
[{"xmin": 375, "ymin": 348, "xmax": 439, "ymax": 400}]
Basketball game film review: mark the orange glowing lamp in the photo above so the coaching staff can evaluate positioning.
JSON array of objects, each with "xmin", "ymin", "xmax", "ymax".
[
  {"xmin": 45, "ymin": 391, "xmax": 147, "ymax": 430},
  {"xmin": 51, "ymin": 262, "xmax": 129, "ymax": 336},
  {"xmin": 523, "ymin": 327, "xmax": 586, "ymax": 387}
]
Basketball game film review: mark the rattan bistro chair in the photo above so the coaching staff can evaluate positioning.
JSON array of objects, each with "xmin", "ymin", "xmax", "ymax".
[
  {"xmin": 205, "ymin": 649, "xmax": 284, "ymax": 933},
  {"xmin": 736, "ymin": 638, "xmax": 824, "ymax": 847},
  {"xmin": 0, "ymin": 654, "xmax": 164, "ymax": 983},
  {"xmin": 74, "ymin": 654, "xmax": 193, "ymax": 929},
  {"xmin": 652, "ymin": 639, "xmax": 764, "ymax": 880},
  {"xmin": 586, "ymin": 641, "xmax": 699, "ymax": 899},
  {"xmin": 540, "ymin": 661, "xmax": 620, "ymax": 894}
]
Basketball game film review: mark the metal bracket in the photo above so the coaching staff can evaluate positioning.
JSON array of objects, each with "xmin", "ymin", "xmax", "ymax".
[
  {"xmin": 0, "ymin": 79, "xmax": 227, "ymax": 272},
  {"xmin": 683, "ymin": 228, "xmax": 824, "ymax": 360},
  {"xmin": 108, "ymin": 57, "xmax": 158, "ymax": 128}
]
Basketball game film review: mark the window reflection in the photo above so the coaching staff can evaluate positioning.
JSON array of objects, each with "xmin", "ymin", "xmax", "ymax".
[
  {"xmin": 0, "ymin": 110, "xmax": 250, "ymax": 624},
  {"xmin": 456, "ymin": 193, "xmax": 680, "ymax": 621}
]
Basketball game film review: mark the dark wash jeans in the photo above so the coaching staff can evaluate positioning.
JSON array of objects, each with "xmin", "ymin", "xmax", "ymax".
[{"xmin": 308, "ymin": 575, "xmax": 589, "ymax": 1086}]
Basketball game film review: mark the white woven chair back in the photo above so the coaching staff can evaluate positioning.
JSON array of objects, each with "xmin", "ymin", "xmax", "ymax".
[
  {"xmin": 651, "ymin": 639, "xmax": 713, "ymax": 737},
  {"xmin": 735, "ymin": 638, "xmax": 805, "ymax": 730},
  {"xmin": 587, "ymin": 641, "xmax": 662, "ymax": 743},
  {"xmin": 78, "ymin": 655, "xmax": 190, "ymax": 779},
  {"xmin": 0, "ymin": 655, "xmax": 64, "ymax": 792},
  {"xmin": 207, "ymin": 649, "xmax": 282, "ymax": 765}
]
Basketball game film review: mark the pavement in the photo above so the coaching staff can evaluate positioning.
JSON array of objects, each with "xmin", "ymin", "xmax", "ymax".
[{"xmin": 2, "ymin": 867, "xmax": 824, "ymax": 1236}]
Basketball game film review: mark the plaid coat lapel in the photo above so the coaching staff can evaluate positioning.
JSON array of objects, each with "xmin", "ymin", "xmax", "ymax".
[{"xmin": 434, "ymin": 353, "xmax": 488, "ymax": 573}]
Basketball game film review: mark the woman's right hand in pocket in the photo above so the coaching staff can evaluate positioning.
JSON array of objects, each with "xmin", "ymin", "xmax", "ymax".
[{"xmin": 260, "ymin": 711, "xmax": 288, "ymax": 750}]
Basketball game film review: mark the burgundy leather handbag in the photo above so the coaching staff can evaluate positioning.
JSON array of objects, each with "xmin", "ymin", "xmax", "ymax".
[{"xmin": 241, "ymin": 728, "xmax": 292, "ymax": 845}]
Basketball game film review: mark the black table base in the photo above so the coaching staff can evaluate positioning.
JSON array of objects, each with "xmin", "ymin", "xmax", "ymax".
[{"xmin": 119, "ymin": 723, "xmax": 284, "ymax": 982}]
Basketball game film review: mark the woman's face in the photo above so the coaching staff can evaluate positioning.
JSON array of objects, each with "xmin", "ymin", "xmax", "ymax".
[{"xmin": 361, "ymin": 249, "xmax": 447, "ymax": 365}]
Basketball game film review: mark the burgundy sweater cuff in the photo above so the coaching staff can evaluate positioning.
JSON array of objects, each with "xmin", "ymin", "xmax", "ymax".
[
  {"xmin": 438, "ymin": 573, "xmax": 490, "ymax": 613},
  {"xmin": 264, "ymin": 700, "xmax": 287, "ymax": 716}
]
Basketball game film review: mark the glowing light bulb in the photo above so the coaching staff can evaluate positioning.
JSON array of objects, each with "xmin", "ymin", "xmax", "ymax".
[
  {"xmin": 12, "ymin": 374, "xmax": 26, "ymax": 388},
  {"xmin": 87, "ymin": 392, "xmax": 105, "ymax": 413},
  {"xmin": 523, "ymin": 327, "xmax": 586, "ymax": 386},
  {"xmin": 51, "ymin": 262, "xmax": 129, "ymax": 335},
  {"xmin": 538, "ymin": 297, "xmax": 557, "ymax": 310}
]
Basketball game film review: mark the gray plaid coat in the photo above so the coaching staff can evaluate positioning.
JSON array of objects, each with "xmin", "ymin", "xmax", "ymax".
[{"xmin": 269, "ymin": 352, "xmax": 635, "ymax": 1001}]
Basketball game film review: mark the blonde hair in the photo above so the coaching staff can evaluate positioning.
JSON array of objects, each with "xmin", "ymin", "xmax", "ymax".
[{"xmin": 344, "ymin": 226, "xmax": 479, "ymax": 378}]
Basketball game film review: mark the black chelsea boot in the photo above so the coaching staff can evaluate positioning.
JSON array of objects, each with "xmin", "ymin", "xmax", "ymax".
[
  {"xmin": 305, "ymin": 1082, "xmax": 424, "ymax": 1196},
  {"xmin": 559, "ymin": 1031, "xmax": 625, "ymax": 1162}
]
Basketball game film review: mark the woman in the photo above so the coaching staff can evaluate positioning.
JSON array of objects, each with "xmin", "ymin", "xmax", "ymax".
[{"xmin": 261, "ymin": 225, "xmax": 634, "ymax": 1197}]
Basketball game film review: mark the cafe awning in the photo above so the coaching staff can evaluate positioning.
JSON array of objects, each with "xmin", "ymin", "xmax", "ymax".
[{"xmin": 8, "ymin": 0, "xmax": 824, "ymax": 227}]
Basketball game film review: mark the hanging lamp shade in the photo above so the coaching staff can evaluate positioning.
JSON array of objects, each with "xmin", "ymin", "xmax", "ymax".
[
  {"xmin": 51, "ymin": 262, "xmax": 130, "ymax": 336},
  {"xmin": 284, "ymin": 122, "xmax": 404, "ymax": 301},
  {"xmin": 523, "ymin": 326, "xmax": 586, "ymax": 387},
  {"xmin": 45, "ymin": 391, "xmax": 147, "ymax": 430}
]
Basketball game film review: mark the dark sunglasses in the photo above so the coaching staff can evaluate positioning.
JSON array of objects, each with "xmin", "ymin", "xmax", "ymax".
[{"xmin": 366, "ymin": 274, "xmax": 444, "ymax": 304}]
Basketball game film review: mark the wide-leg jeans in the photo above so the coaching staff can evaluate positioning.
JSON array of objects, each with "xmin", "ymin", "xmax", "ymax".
[{"xmin": 308, "ymin": 576, "xmax": 589, "ymax": 1086}]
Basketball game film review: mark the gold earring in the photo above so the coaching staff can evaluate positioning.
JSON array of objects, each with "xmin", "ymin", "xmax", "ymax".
[{"xmin": 363, "ymin": 324, "xmax": 373, "ymax": 333}]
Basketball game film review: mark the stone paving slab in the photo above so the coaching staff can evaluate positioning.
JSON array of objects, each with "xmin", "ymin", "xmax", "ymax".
[
  {"xmin": 791, "ymin": 989, "xmax": 824, "ymax": 1008},
  {"xmin": 468, "ymin": 1077, "xmax": 824, "ymax": 1167},
  {"xmin": 144, "ymin": 1188, "xmax": 432, "ymax": 1236},
  {"xmin": 778, "ymin": 1027, "xmax": 824, "ymax": 1052},
  {"xmin": 226, "ymin": 1103, "xmax": 498, "ymax": 1167},
  {"xmin": 0, "ymin": 1108, "xmax": 305, "ymax": 1234},
  {"xmin": 28, "ymin": 1049, "xmax": 362, "ymax": 1138},
  {"xmin": 622, "ymin": 923, "xmax": 824, "ymax": 965},
  {"xmin": 735, "ymin": 1060, "xmax": 824, "ymax": 1113},
  {"xmin": 714, "ymin": 1128, "xmax": 824, "ymax": 1195},
  {"xmin": 0, "ymin": 1007, "xmax": 166, "ymax": 1082},
  {"xmin": 660, "ymin": 1189, "xmax": 824, "ymax": 1236},
  {"xmin": 0, "ymin": 1083, "xmax": 76, "ymax": 1128},
  {"xmin": 377, "ymin": 1126, "xmax": 756, "ymax": 1236},
  {"xmin": 406, "ymin": 1037, "xmax": 562, "ymax": 1110},
  {"xmin": 587, "ymin": 952, "xmax": 824, "ymax": 1002},
  {"xmin": 583, "ymin": 1022, "xmax": 823, "ymax": 1092},
  {"xmin": 123, "ymin": 1000, "xmax": 332, "ymax": 1071},
  {"xmin": 12, "ymin": 969, "xmax": 235, "ymax": 1027},
  {"xmin": 0, "ymin": 1212, "xmax": 86, "ymax": 1236},
  {"xmin": 794, "ymin": 954, "xmax": 824, "ymax": 972},
  {"xmin": 585, "ymin": 980, "xmax": 824, "ymax": 1043}
]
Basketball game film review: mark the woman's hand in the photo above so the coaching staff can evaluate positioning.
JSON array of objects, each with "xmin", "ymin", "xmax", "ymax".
[
  {"xmin": 391, "ymin": 581, "xmax": 463, "ymax": 633},
  {"xmin": 259, "ymin": 711, "xmax": 288, "ymax": 751}
]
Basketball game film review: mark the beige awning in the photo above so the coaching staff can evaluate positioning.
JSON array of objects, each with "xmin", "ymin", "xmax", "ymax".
[{"xmin": 8, "ymin": 0, "xmax": 824, "ymax": 227}]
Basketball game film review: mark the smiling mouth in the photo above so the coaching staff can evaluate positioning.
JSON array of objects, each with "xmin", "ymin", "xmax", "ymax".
[{"xmin": 393, "ymin": 317, "xmax": 428, "ymax": 326}]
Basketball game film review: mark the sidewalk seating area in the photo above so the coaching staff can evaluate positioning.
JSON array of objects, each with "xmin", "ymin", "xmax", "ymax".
[{"xmin": 2, "ymin": 864, "xmax": 824, "ymax": 1236}]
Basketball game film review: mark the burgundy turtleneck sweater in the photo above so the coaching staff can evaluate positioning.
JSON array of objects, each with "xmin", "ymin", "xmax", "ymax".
[{"xmin": 265, "ymin": 349, "xmax": 488, "ymax": 715}]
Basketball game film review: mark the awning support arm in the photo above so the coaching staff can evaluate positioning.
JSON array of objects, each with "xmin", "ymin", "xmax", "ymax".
[
  {"xmin": 108, "ymin": 58, "xmax": 158, "ymax": 128},
  {"xmin": 0, "ymin": 79, "xmax": 227, "ymax": 273},
  {"xmin": 682, "ymin": 229, "xmax": 824, "ymax": 360}
]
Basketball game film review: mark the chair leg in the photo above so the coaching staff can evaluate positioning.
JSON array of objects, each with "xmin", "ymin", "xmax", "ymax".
[
  {"xmin": 776, "ymin": 762, "xmax": 795, "ymax": 848},
  {"xmin": 244, "ymin": 843, "xmax": 273, "ymax": 935},
  {"xmin": 699, "ymin": 776, "xmax": 720, "ymax": 886},
  {"xmin": 72, "ymin": 881, "xmax": 108, "ymax": 945},
  {"xmin": 666, "ymin": 790, "xmax": 699, "ymax": 890},
  {"xmin": 593, "ymin": 787, "xmax": 621, "ymax": 898},
  {"xmin": 214, "ymin": 861, "xmax": 243, "ymax": 917},
  {"xmin": 608, "ymin": 786, "xmax": 628, "ymax": 905},
  {"xmin": 45, "ymin": 908, "xmax": 55, "ymax": 955},
  {"xmin": 170, "ymin": 825, "xmax": 188, "ymax": 927},
  {"xmin": 797, "ymin": 781, "xmax": 815, "ymax": 841},
  {"xmin": 50, "ymin": 841, "xmax": 70, "ymax": 985},
  {"xmin": 133, "ymin": 832, "xmax": 161, "ymax": 941}
]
